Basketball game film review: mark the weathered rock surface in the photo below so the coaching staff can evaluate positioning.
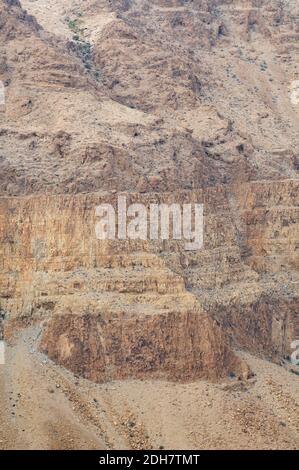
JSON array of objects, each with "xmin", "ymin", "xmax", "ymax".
[
  {"xmin": 0, "ymin": 0, "xmax": 298, "ymax": 382},
  {"xmin": 0, "ymin": 189, "xmax": 250, "ymax": 380},
  {"xmin": 1, "ymin": 180, "xmax": 298, "ymax": 380},
  {"xmin": 1, "ymin": 0, "xmax": 298, "ymax": 196}
]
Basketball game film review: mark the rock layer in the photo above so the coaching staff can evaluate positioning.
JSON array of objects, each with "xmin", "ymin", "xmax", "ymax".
[
  {"xmin": 0, "ymin": 0, "xmax": 298, "ymax": 382},
  {"xmin": 1, "ymin": 180, "xmax": 298, "ymax": 380}
]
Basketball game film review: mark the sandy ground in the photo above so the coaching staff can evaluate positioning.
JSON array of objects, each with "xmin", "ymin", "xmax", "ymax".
[{"xmin": 0, "ymin": 327, "xmax": 298, "ymax": 450}]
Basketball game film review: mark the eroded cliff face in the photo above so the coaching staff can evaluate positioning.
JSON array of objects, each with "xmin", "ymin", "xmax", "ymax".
[
  {"xmin": 0, "ymin": 0, "xmax": 298, "ymax": 382},
  {"xmin": 180, "ymin": 180, "xmax": 299, "ymax": 358},
  {"xmin": 0, "ymin": 188, "xmax": 249, "ymax": 381},
  {"xmin": 0, "ymin": 180, "xmax": 298, "ymax": 381},
  {"xmin": 39, "ymin": 312, "xmax": 245, "ymax": 382}
]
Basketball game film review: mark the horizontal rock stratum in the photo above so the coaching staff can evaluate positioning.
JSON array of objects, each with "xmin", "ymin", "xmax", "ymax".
[
  {"xmin": 1, "ymin": 0, "xmax": 299, "ymax": 451},
  {"xmin": 1, "ymin": 179, "xmax": 298, "ymax": 381},
  {"xmin": 0, "ymin": 0, "xmax": 298, "ymax": 385}
]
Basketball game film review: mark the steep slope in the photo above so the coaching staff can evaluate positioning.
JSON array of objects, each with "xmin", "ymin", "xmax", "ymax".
[
  {"xmin": 1, "ymin": 0, "xmax": 298, "ymax": 196},
  {"xmin": 0, "ymin": 0, "xmax": 226, "ymax": 195},
  {"xmin": 0, "ymin": 0, "xmax": 298, "ymax": 451}
]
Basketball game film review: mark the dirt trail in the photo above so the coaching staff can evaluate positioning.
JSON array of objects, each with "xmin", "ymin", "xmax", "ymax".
[{"xmin": 0, "ymin": 328, "xmax": 298, "ymax": 450}]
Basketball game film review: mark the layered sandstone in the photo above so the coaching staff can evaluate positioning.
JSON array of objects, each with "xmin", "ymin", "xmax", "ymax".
[
  {"xmin": 1, "ymin": 179, "xmax": 298, "ymax": 380},
  {"xmin": 0, "ymin": 189, "xmax": 249, "ymax": 380},
  {"xmin": 0, "ymin": 0, "xmax": 298, "ymax": 383}
]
